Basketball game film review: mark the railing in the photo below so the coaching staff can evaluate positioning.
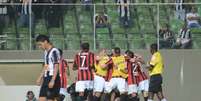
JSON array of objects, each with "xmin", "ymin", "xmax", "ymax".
[{"xmin": 0, "ymin": 3, "xmax": 201, "ymax": 50}]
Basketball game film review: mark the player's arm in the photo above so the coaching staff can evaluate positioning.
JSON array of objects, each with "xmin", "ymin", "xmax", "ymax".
[
  {"xmin": 135, "ymin": 55, "xmax": 145, "ymax": 64},
  {"xmin": 145, "ymin": 63, "xmax": 154, "ymax": 71},
  {"xmin": 72, "ymin": 54, "xmax": 78, "ymax": 70},
  {"xmin": 36, "ymin": 64, "xmax": 45, "ymax": 86},
  {"xmin": 51, "ymin": 63, "xmax": 59, "ymax": 82},
  {"xmin": 101, "ymin": 58, "xmax": 113, "ymax": 69},
  {"xmin": 145, "ymin": 55, "xmax": 158, "ymax": 71},
  {"xmin": 49, "ymin": 51, "xmax": 60, "ymax": 88}
]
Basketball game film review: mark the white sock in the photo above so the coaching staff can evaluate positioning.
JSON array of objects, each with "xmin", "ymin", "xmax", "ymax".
[
  {"xmin": 161, "ymin": 98, "xmax": 167, "ymax": 101},
  {"xmin": 148, "ymin": 99, "xmax": 153, "ymax": 101}
]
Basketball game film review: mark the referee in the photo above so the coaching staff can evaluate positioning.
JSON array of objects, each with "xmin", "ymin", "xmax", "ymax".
[{"xmin": 146, "ymin": 43, "xmax": 167, "ymax": 101}]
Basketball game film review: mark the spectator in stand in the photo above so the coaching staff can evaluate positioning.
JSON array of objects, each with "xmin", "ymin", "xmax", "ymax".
[
  {"xmin": 17, "ymin": 0, "xmax": 34, "ymax": 28},
  {"xmin": 117, "ymin": 0, "xmax": 131, "ymax": 27},
  {"xmin": 173, "ymin": 23, "xmax": 192, "ymax": 49},
  {"xmin": 95, "ymin": 11, "xmax": 112, "ymax": 34},
  {"xmin": 175, "ymin": 0, "xmax": 185, "ymax": 20},
  {"xmin": 186, "ymin": 6, "xmax": 201, "ymax": 28},
  {"xmin": 159, "ymin": 24, "xmax": 175, "ymax": 49}
]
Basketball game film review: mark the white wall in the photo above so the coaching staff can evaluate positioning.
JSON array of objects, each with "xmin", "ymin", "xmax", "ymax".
[{"xmin": 0, "ymin": 85, "xmax": 71, "ymax": 101}]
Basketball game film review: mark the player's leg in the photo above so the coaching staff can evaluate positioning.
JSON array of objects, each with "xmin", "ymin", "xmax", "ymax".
[
  {"xmin": 38, "ymin": 97, "xmax": 46, "ymax": 101},
  {"xmin": 128, "ymin": 84, "xmax": 138, "ymax": 101},
  {"xmin": 75, "ymin": 81, "xmax": 86, "ymax": 101},
  {"xmin": 38, "ymin": 86, "xmax": 47, "ymax": 101},
  {"xmin": 116, "ymin": 78, "xmax": 128, "ymax": 101},
  {"xmin": 156, "ymin": 91, "xmax": 167, "ymax": 101},
  {"xmin": 104, "ymin": 79, "xmax": 114, "ymax": 101},
  {"xmin": 141, "ymin": 80, "xmax": 149, "ymax": 101},
  {"xmin": 147, "ymin": 92, "xmax": 154, "ymax": 101},
  {"xmin": 56, "ymin": 88, "xmax": 66, "ymax": 101},
  {"xmin": 86, "ymin": 80, "xmax": 93, "ymax": 101},
  {"xmin": 93, "ymin": 75, "xmax": 105, "ymax": 101},
  {"xmin": 147, "ymin": 76, "xmax": 156, "ymax": 101},
  {"xmin": 38, "ymin": 78, "xmax": 48, "ymax": 101}
]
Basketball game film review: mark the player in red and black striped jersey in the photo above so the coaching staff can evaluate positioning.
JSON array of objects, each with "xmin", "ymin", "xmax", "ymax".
[
  {"xmin": 73, "ymin": 43, "xmax": 95, "ymax": 101},
  {"xmin": 57, "ymin": 49, "xmax": 70, "ymax": 101},
  {"xmin": 127, "ymin": 51, "xmax": 149, "ymax": 101}
]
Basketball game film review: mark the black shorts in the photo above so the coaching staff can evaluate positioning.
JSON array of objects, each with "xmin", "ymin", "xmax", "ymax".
[
  {"xmin": 39, "ymin": 74, "xmax": 60, "ymax": 100},
  {"xmin": 148, "ymin": 74, "xmax": 163, "ymax": 93}
]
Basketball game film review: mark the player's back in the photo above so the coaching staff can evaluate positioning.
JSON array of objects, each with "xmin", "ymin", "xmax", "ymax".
[{"xmin": 73, "ymin": 51, "xmax": 95, "ymax": 81}]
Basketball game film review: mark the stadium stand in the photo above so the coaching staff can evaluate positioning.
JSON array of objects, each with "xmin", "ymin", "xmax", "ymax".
[{"xmin": 0, "ymin": 0, "xmax": 201, "ymax": 50}]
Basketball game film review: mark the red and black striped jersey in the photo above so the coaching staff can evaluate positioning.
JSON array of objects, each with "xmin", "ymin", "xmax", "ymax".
[
  {"xmin": 127, "ymin": 61, "xmax": 137, "ymax": 85},
  {"xmin": 127, "ymin": 61, "xmax": 148, "ymax": 85},
  {"xmin": 73, "ymin": 51, "xmax": 95, "ymax": 81},
  {"xmin": 59, "ymin": 58, "xmax": 68, "ymax": 88},
  {"xmin": 104, "ymin": 64, "xmax": 113, "ymax": 81}
]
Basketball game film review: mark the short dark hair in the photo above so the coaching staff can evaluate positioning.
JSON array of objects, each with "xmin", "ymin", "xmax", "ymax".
[
  {"xmin": 81, "ymin": 43, "xmax": 89, "ymax": 51},
  {"xmin": 27, "ymin": 91, "xmax": 34, "ymax": 96},
  {"xmin": 36, "ymin": 34, "xmax": 49, "ymax": 43},
  {"xmin": 128, "ymin": 51, "xmax": 134, "ymax": 58},
  {"xmin": 114, "ymin": 47, "xmax": 121, "ymax": 54},
  {"xmin": 150, "ymin": 43, "xmax": 158, "ymax": 51}
]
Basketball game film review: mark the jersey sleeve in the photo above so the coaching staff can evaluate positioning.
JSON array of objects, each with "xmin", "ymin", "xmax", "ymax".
[
  {"xmin": 52, "ymin": 50, "xmax": 60, "ymax": 64},
  {"xmin": 150, "ymin": 53, "xmax": 158, "ymax": 66}
]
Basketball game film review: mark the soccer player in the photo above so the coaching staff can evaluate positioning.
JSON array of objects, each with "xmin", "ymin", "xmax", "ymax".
[
  {"xmin": 73, "ymin": 43, "xmax": 95, "ymax": 101},
  {"xmin": 57, "ymin": 49, "xmax": 70, "ymax": 101},
  {"xmin": 127, "ymin": 51, "xmax": 149, "ymax": 101},
  {"xmin": 126, "ymin": 51, "xmax": 139, "ymax": 101},
  {"xmin": 93, "ymin": 49, "xmax": 110, "ymax": 101},
  {"xmin": 146, "ymin": 43, "xmax": 167, "ymax": 101},
  {"xmin": 103, "ymin": 47, "xmax": 128, "ymax": 101},
  {"xmin": 36, "ymin": 34, "xmax": 61, "ymax": 101}
]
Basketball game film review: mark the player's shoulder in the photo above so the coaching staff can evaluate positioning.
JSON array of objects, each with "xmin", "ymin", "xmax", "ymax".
[{"xmin": 51, "ymin": 47, "xmax": 60, "ymax": 52}]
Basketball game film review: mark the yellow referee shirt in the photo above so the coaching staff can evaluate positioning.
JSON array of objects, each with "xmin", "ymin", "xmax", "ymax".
[
  {"xmin": 111, "ymin": 55, "xmax": 128, "ymax": 78},
  {"xmin": 95, "ymin": 56, "xmax": 110, "ymax": 76},
  {"xmin": 149, "ymin": 51, "xmax": 164, "ymax": 76}
]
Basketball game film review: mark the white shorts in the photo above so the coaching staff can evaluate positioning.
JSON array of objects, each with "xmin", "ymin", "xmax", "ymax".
[
  {"xmin": 128, "ymin": 84, "xmax": 138, "ymax": 95},
  {"xmin": 75, "ymin": 80, "xmax": 93, "ymax": 92},
  {"xmin": 104, "ymin": 81, "xmax": 110, "ymax": 93},
  {"xmin": 105, "ymin": 78, "xmax": 127, "ymax": 93},
  {"xmin": 60, "ymin": 88, "xmax": 67, "ymax": 95},
  {"xmin": 125, "ymin": 82, "xmax": 128, "ymax": 92},
  {"xmin": 93, "ymin": 75, "xmax": 105, "ymax": 92},
  {"xmin": 138, "ymin": 80, "xmax": 149, "ymax": 92}
]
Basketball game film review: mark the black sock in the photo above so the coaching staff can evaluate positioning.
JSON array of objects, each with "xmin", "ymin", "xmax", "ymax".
[
  {"xmin": 144, "ymin": 97, "xmax": 148, "ymax": 101},
  {"xmin": 87, "ymin": 90, "xmax": 93, "ymax": 101},
  {"xmin": 93, "ymin": 96, "xmax": 100, "ymax": 101},
  {"xmin": 57, "ymin": 94, "xmax": 65, "ymax": 101},
  {"xmin": 120, "ymin": 94, "xmax": 127, "ymax": 101},
  {"xmin": 104, "ymin": 93, "xmax": 110, "ymax": 101},
  {"xmin": 132, "ymin": 96, "xmax": 139, "ymax": 101}
]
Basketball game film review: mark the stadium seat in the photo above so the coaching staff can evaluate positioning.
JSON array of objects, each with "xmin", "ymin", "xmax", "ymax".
[
  {"xmin": 34, "ymin": 19, "xmax": 47, "ymax": 35},
  {"xmin": 66, "ymin": 34, "xmax": 80, "ymax": 50},
  {"xmin": 113, "ymin": 33, "xmax": 127, "ymax": 49},
  {"xmin": 144, "ymin": 33, "xmax": 157, "ymax": 48},
  {"xmin": 128, "ymin": 33, "xmax": 145, "ymax": 49},
  {"xmin": 191, "ymin": 28, "xmax": 201, "ymax": 49},
  {"xmin": 64, "ymin": 11, "xmax": 78, "ymax": 34},
  {"xmin": 96, "ymin": 32, "xmax": 111, "ymax": 49},
  {"xmin": 50, "ymin": 33, "xmax": 65, "ymax": 49}
]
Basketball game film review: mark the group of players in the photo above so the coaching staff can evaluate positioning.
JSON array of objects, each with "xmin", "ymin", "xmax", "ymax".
[
  {"xmin": 72, "ymin": 42, "xmax": 149, "ymax": 101},
  {"xmin": 35, "ymin": 34, "xmax": 167, "ymax": 101}
]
